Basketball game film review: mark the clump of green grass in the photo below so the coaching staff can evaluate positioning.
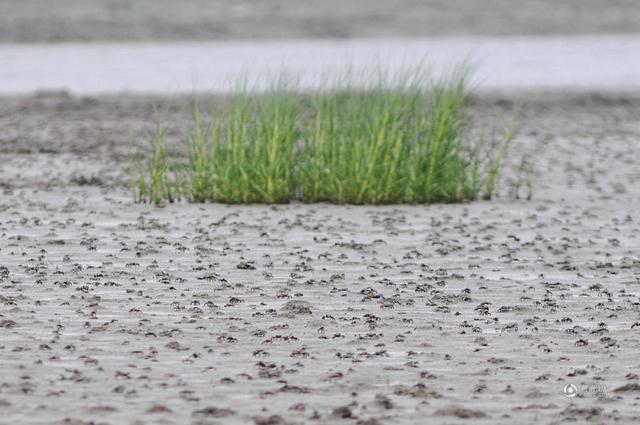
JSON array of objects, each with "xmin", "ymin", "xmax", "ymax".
[
  {"xmin": 135, "ymin": 71, "xmax": 512, "ymax": 204},
  {"xmin": 132, "ymin": 121, "xmax": 179, "ymax": 204}
]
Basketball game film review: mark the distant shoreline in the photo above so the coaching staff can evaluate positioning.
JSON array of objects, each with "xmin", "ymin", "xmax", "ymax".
[{"xmin": 2, "ymin": 0, "xmax": 638, "ymax": 43}]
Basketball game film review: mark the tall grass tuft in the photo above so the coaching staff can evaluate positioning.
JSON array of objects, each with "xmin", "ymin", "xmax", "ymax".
[
  {"xmin": 133, "ymin": 121, "xmax": 179, "ymax": 204},
  {"xmin": 135, "ymin": 71, "xmax": 513, "ymax": 204}
]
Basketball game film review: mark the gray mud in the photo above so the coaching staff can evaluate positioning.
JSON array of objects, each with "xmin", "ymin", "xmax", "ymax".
[
  {"xmin": 1, "ymin": 93, "xmax": 640, "ymax": 424},
  {"xmin": 1, "ymin": 0, "xmax": 639, "ymax": 42}
]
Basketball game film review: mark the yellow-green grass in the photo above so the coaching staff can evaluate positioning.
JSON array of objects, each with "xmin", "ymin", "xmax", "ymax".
[{"xmin": 134, "ymin": 72, "xmax": 511, "ymax": 204}]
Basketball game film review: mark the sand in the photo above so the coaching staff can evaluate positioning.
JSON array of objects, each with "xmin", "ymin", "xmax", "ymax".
[
  {"xmin": 1, "ymin": 0, "xmax": 639, "ymax": 42},
  {"xmin": 1, "ymin": 92, "xmax": 639, "ymax": 424}
]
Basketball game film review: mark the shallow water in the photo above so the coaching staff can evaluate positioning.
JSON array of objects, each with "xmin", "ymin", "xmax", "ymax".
[{"xmin": 2, "ymin": 35, "xmax": 639, "ymax": 94}]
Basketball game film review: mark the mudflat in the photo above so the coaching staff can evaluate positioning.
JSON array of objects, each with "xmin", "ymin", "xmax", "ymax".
[
  {"xmin": 1, "ymin": 0, "xmax": 639, "ymax": 42},
  {"xmin": 1, "ymin": 92, "xmax": 639, "ymax": 424}
]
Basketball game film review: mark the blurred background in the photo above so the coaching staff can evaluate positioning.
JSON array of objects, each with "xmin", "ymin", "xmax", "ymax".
[
  {"xmin": 1, "ymin": 0, "xmax": 637, "ymax": 42},
  {"xmin": 2, "ymin": 0, "xmax": 638, "ymax": 95}
]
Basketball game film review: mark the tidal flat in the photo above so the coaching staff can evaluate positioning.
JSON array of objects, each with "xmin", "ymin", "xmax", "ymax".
[{"xmin": 1, "ymin": 92, "xmax": 639, "ymax": 424}]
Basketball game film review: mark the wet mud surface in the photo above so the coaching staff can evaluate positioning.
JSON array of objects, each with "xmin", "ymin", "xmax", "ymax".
[{"xmin": 1, "ymin": 93, "xmax": 640, "ymax": 424}]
